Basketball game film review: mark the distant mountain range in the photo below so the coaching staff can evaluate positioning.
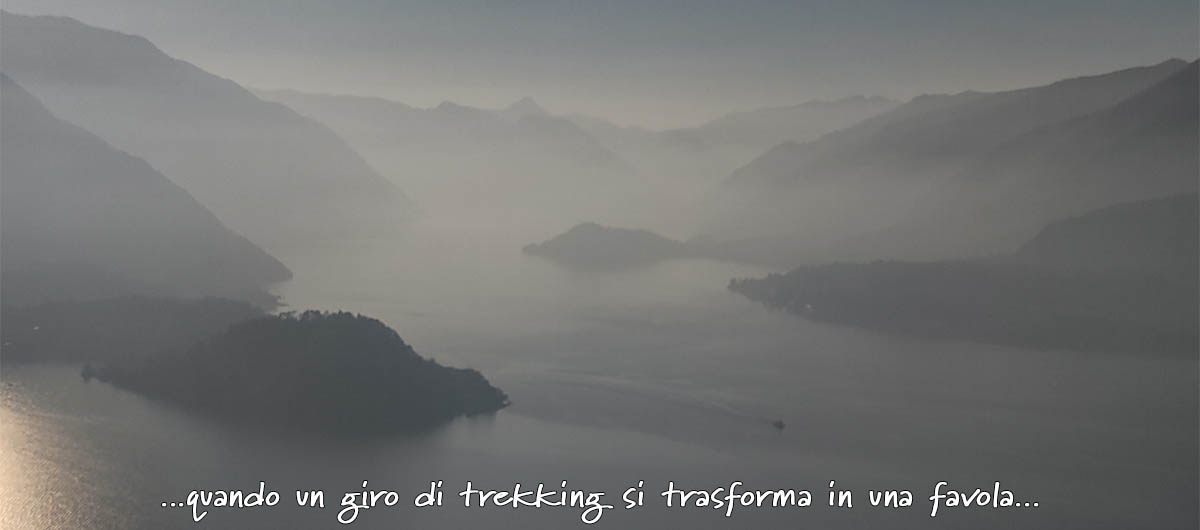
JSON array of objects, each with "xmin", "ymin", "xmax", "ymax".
[
  {"xmin": 259, "ymin": 88, "xmax": 899, "ymax": 230},
  {"xmin": 688, "ymin": 95, "xmax": 900, "ymax": 151},
  {"xmin": 707, "ymin": 59, "xmax": 1198, "ymax": 261},
  {"xmin": 556, "ymin": 96, "xmax": 898, "ymax": 190},
  {"xmin": 727, "ymin": 59, "xmax": 1188, "ymax": 188},
  {"xmin": 5, "ymin": 8, "xmax": 1193, "ymax": 293},
  {"xmin": 0, "ymin": 74, "xmax": 290, "ymax": 306},
  {"xmin": 563, "ymin": 96, "xmax": 898, "ymax": 183},
  {"xmin": 256, "ymin": 89, "xmax": 645, "ymax": 227},
  {"xmin": 1, "ymin": 11, "xmax": 409, "ymax": 249},
  {"xmin": 253, "ymin": 90, "xmax": 633, "ymax": 174}
]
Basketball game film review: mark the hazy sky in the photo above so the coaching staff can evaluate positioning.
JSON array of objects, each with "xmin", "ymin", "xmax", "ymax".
[{"xmin": 2, "ymin": 0, "xmax": 1196, "ymax": 128}]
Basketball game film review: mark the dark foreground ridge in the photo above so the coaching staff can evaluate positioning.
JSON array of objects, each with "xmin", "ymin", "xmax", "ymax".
[{"xmin": 96, "ymin": 311, "xmax": 509, "ymax": 434}]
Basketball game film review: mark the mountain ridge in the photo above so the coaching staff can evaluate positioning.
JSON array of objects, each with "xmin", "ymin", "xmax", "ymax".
[
  {"xmin": 1, "ymin": 11, "xmax": 409, "ymax": 249},
  {"xmin": 0, "ymin": 73, "xmax": 290, "ymax": 306},
  {"xmin": 702, "ymin": 58, "xmax": 1196, "ymax": 261}
]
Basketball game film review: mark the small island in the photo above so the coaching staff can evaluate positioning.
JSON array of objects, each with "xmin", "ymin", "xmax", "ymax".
[
  {"xmin": 95, "ymin": 311, "xmax": 509, "ymax": 434},
  {"xmin": 523, "ymin": 222, "xmax": 690, "ymax": 269},
  {"xmin": 522, "ymin": 222, "xmax": 793, "ymax": 269}
]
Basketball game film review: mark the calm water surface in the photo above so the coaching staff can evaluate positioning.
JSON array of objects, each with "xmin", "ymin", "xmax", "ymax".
[{"xmin": 2, "ymin": 218, "xmax": 1196, "ymax": 529}]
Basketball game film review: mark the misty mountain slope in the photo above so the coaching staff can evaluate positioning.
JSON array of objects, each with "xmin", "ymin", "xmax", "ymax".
[
  {"xmin": 838, "ymin": 60, "xmax": 1200, "ymax": 259},
  {"xmin": 959, "ymin": 61, "xmax": 1199, "ymax": 204},
  {"xmin": 497, "ymin": 95, "xmax": 552, "ymax": 121},
  {"xmin": 563, "ymin": 113, "xmax": 743, "ymax": 193},
  {"xmin": 0, "ymin": 74, "xmax": 290, "ymax": 306},
  {"xmin": 512, "ymin": 113, "xmax": 636, "ymax": 172},
  {"xmin": 494, "ymin": 95, "xmax": 638, "ymax": 172},
  {"xmin": 726, "ymin": 59, "xmax": 1188, "ymax": 188},
  {"xmin": 700, "ymin": 59, "xmax": 1195, "ymax": 260},
  {"xmin": 691, "ymin": 95, "xmax": 899, "ymax": 151},
  {"xmin": 566, "ymin": 114, "xmax": 710, "ymax": 156},
  {"xmin": 719, "ymin": 91, "xmax": 992, "ymax": 188},
  {"xmin": 0, "ymin": 12, "xmax": 407, "ymax": 248},
  {"xmin": 258, "ymin": 91, "xmax": 634, "ymax": 174},
  {"xmin": 1016, "ymin": 193, "xmax": 1199, "ymax": 281},
  {"xmin": 256, "ymin": 89, "xmax": 651, "ymax": 228},
  {"xmin": 565, "ymin": 96, "xmax": 899, "ymax": 187},
  {"xmin": 730, "ymin": 194, "xmax": 1199, "ymax": 356}
]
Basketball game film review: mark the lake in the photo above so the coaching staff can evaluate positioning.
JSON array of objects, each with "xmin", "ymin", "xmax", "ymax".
[{"xmin": 1, "ymin": 217, "xmax": 1195, "ymax": 529}]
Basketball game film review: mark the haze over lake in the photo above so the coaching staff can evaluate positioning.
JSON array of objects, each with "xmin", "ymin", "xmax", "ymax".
[
  {"xmin": 1, "ymin": 3, "xmax": 1196, "ymax": 529},
  {"xmin": 3, "ymin": 217, "xmax": 1195, "ymax": 529}
]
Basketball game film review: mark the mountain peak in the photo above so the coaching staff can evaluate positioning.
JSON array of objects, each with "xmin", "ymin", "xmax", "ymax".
[{"xmin": 504, "ymin": 96, "xmax": 549, "ymax": 117}]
